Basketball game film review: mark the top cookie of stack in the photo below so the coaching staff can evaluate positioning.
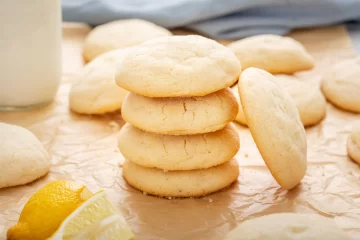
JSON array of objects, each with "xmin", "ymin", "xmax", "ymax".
[
  {"xmin": 116, "ymin": 35, "xmax": 241, "ymax": 197},
  {"xmin": 116, "ymin": 35, "xmax": 240, "ymax": 98},
  {"xmin": 117, "ymin": 35, "xmax": 241, "ymax": 135}
]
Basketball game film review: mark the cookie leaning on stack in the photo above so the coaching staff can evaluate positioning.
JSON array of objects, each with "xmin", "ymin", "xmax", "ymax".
[
  {"xmin": 238, "ymin": 68, "xmax": 307, "ymax": 190},
  {"xmin": 116, "ymin": 35, "xmax": 241, "ymax": 197}
]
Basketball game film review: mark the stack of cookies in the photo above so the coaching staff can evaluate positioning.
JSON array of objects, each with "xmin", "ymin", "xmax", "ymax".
[{"xmin": 116, "ymin": 35, "xmax": 242, "ymax": 197}]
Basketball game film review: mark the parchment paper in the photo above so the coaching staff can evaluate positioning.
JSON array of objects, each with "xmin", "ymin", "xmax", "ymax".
[{"xmin": 0, "ymin": 23, "xmax": 360, "ymax": 240}]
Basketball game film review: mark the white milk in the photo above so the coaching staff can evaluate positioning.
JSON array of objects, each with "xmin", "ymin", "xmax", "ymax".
[{"xmin": 0, "ymin": 0, "xmax": 61, "ymax": 110}]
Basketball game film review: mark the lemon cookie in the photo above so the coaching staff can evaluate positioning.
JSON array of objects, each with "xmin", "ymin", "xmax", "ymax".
[
  {"xmin": 123, "ymin": 158, "xmax": 239, "ymax": 197},
  {"xmin": 121, "ymin": 88, "xmax": 238, "ymax": 135},
  {"xmin": 231, "ymin": 86, "xmax": 247, "ymax": 126},
  {"xmin": 232, "ymin": 76, "xmax": 326, "ymax": 127},
  {"xmin": 347, "ymin": 124, "xmax": 360, "ymax": 164},
  {"xmin": 225, "ymin": 213, "xmax": 350, "ymax": 240},
  {"xmin": 70, "ymin": 48, "xmax": 132, "ymax": 114},
  {"xmin": 0, "ymin": 123, "xmax": 51, "ymax": 188},
  {"xmin": 238, "ymin": 68, "xmax": 307, "ymax": 190},
  {"xmin": 118, "ymin": 123, "xmax": 239, "ymax": 170},
  {"xmin": 228, "ymin": 34, "xmax": 314, "ymax": 74},
  {"xmin": 83, "ymin": 19, "xmax": 172, "ymax": 62},
  {"xmin": 321, "ymin": 58, "xmax": 360, "ymax": 113},
  {"xmin": 116, "ymin": 35, "xmax": 241, "ymax": 97},
  {"xmin": 275, "ymin": 75, "xmax": 326, "ymax": 126}
]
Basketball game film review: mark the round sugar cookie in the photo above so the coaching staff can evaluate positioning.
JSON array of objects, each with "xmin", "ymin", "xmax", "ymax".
[
  {"xmin": 70, "ymin": 48, "xmax": 132, "ymax": 114},
  {"xmin": 228, "ymin": 34, "xmax": 314, "ymax": 74},
  {"xmin": 232, "ymin": 75, "xmax": 326, "ymax": 127},
  {"xmin": 238, "ymin": 68, "xmax": 307, "ymax": 190},
  {"xmin": 118, "ymin": 123, "xmax": 240, "ymax": 170},
  {"xmin": 0, "ymin": 123, "xmax": 51, "ymax": 188},
  {"xmin": 274, "ymin": 75, "xmax": 326, "ymax": 126},
  {"xmin": 122, "ymin": 158, "xmax": 239, "ymax": 197},
  {"xmin": 116, "ymin": 35, "xmax": 241, "ymax": 97},
  {"xmin": 121, "ymin": 88, "xmax": 238, "ymax": 135},
  {"xmin": 225, "ymin": 213, "xmax": 350, "ymax": 240},
  {"xmin": 231, "ymin": 86, "xmax": 247, "ymax": 126},
  {"xmin": 321, "ymin": 58, "xmax": 360, "ymax": 113},
  {"xmin": 347, "ymin": 125, "xmax": 360, "ymax": 164},
  {"xmin": 83, "ymin": 19, "xmax": 172, "ymax": 62}
]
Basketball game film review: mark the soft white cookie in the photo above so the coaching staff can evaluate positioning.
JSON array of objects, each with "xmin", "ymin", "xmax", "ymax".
[
  {"xmin": 118, "ymin": 123, "xmax": 239, "ymax": 170},
  {"xmin": 238, "ymin": 68, "xmax": 307, "ymax": 190},
  {"xmin": 347, "ymin": 124, "xmax": 360, "ymax": 164},
  {"xmin": 321, "ymin": 58, "xmax": 360, "ymax": 113},
  {"xmin": 122, "ymin": 158, "xmax": 239, "ymax": 197},
  {"xmin": 116, "ymin": 35, "xmax": 241, "ymax": 97},
  {"xmin": 70, "ymin": 48, "xmax": 132, "ymax": 114},
  {"xmin": 0, "ymin": 123, "xmax": 51, "ymax": 188},
  {"xmin": 121, "ymin": 88, "xmax": 238, "ymax": 135},
  {"xmin": 225, "ymin": 213, "xmax": 350, "ymax": 240},
  {"xmin": 228, "ymin": 34, "xmax": 314, "ymax": 74},
  {"xmin": 83, "ymin": 19, "xmax": 172, "ymax": 62},
  {"xmin": 232, "ymin": 75, "xmax": 326, "ymax": 127}
]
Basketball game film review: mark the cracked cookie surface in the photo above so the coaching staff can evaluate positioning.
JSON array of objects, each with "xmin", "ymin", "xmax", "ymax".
[
  {"xmin": 121, "ymin": 88, "xmax": 238, "ymax": 135},
  {"xmin": 118, "ymin": 123, "xmax": 239, "ymax": 170},
  {"xmin": 116, "ymin": 35, "xmax": 241, "ymax": 97}
]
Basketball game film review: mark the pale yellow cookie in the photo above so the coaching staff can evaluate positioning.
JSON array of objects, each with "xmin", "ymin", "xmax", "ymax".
[
  {"xmin": 228, "ymin": 34, "xmax": 314, "ymax": 74},
  {"xmin": 238, "ymin": 68, "xmax": 307, "ymax": 190},
  {"xmin": 116, "ymin": 35, "xmax": 241, "ymax": 97},
  {"xmin": 70, "ymin": 48, "xmax": 132, "ymax": 114},
  {"xmin": 231, "ymin": 86, "xmax": 247, "ymax": 126},
  {"xmin": 121, "ymin": 88, "xmax": 238, "ymax": 135},
  {"xmin": 232, "ymin": 75, "xmax": 326, "ymax": 127},
  {"xmin": 347, "ymin": 124, "xmax": 360, "ymax": 164},
  {"xmin": 275, "ymin": 75, "xmax": 326, "ymax": 126},
  {"xmin": 83, "ymin": 19, "xmax": 172, "ymax": 62},
  {"xmin": 118, "ymin": 123, "xmax": 239, "ymax": 170},
  {"xmin": 321, "ymin": 58, "xmax": 360, "ymax": 113},
  {"xmin": 122, "ymin": 158, "xmax": 239, "ymax": 197},
  {"xmin": 225, "ymin": 213, "xmax": 350, "ymax": 240},
  {"xmin": 0, "ymin": 123, "xmax": 51, "ymax": 188}
]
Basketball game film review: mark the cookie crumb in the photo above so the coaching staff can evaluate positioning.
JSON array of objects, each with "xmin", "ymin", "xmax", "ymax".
[
  {"xmin": 244, "ymin": 154, "xmax": 248, "ymax": 158},
  {"xmin": 143, "ymin": 191, "xmax": 148, "ymax": 196},
  {"xmin": 209, "ymin": 198, "xmax": 213, "ymax": 203}
]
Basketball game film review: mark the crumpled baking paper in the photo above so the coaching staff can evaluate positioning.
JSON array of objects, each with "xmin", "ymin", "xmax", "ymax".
[{"xmin": 0, "ymin": 23, "xmax": 359, "ymax": 240}]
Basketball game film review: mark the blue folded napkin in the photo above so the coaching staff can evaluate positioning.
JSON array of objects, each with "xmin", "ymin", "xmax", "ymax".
[{"xmin": 62, "ymin": 0, "xmax": 360, "ymax": 39}]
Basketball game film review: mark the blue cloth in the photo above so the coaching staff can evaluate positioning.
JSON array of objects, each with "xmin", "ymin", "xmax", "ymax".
[{"xmin": 62, "ymin": 0, "xmax": 360, "ymax": 39}]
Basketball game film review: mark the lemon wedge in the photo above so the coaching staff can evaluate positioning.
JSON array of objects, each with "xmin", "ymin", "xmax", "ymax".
[
  {"xmin": 68, "ymin": 215, "xmax": 135, "ymax": 240},
  {"xmin": 7, "ymin": 180, "xmax": 93, "ymax": 240},
  {"xmin": 50, "ymin": 191, "xmax": 134, "ymax": 240}
]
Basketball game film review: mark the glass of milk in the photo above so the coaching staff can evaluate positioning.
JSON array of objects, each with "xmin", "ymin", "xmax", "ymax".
[{"xmin": 0, "ymin": 0, "xmax": 61, "ymax": 110}]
